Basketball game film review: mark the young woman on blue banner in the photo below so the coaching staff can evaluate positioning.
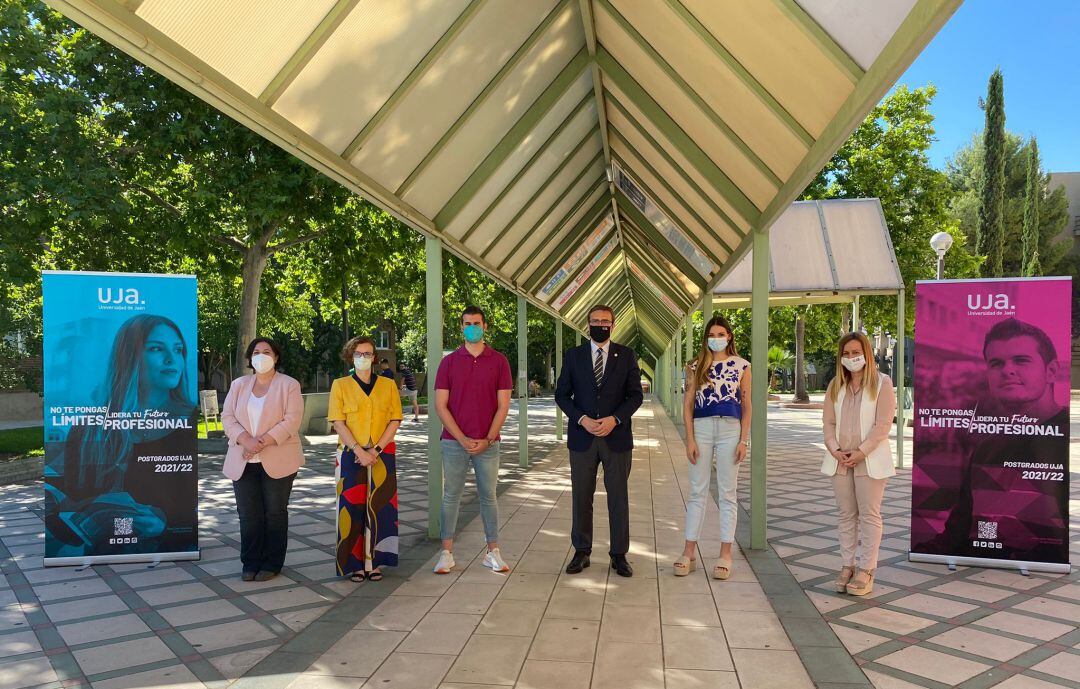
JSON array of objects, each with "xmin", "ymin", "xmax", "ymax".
[
  {"xmin": 821, "ymin": 332, "xmax": 896, "ymax": 596},
  {"xmin": 53, "ymin": 314, "xmax": 198, "ymax": 557},
  {"xmin": 328, "ymin": 336, "xmax": 403, "ymax": 582},
  {"xmin": 222, "ymin": 338, "xmax": 305, "ymax": 582},
  {"xmin": 676, "ymin": 315, "xmax": 751, "ymax": 580}
]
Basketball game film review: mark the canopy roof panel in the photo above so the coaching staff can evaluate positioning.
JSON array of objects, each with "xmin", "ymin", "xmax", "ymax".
[
  {"xmin": 713, "ymin": 198, "xmax": 903, "ymax": 304},
  {"xmin": 49, "ymin": 0, "xmax": 958, "ymax": 350}
]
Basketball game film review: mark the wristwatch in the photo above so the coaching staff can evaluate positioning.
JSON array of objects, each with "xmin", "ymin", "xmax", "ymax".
[
  {"xmin": 373, "ymin": 444, "xmax": 383, "ymax": 455},
  {"xmin": 740, "ymin": 439, "xmax": 750, "ymax": 447}
]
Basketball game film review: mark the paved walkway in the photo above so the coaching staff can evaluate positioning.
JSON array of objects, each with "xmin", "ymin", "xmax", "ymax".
[
  {"xmin": 749, "ymin": 405, "xmax": 1080, "ymax": 689},
  {"xmin": 275, "ymin": 399, "xmax": 814, "ymax": 689},
  {"xmin": 2, "ymin": 397, "xmax": 1076, "ymax": 689},
  {"xmin": 0, "ymin": 403, "xmax": 559, "ymax": 689}
]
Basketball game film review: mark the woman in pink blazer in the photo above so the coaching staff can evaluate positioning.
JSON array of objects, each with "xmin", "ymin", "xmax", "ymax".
[{"xmin": 222, "ymin": 338, "xmax": 305, "ymax": 582}]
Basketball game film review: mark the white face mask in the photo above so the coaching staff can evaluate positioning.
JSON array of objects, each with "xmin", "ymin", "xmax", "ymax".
[
  {"xmin": 251, "ymin": 353, "xmax": 275, "ymax": 374},
  {"xmin": 354, "ymin": 356, "xmax": 373, "ymax": 372},
  {"xmin": 841, "ymin": 355, "xmax": 866, "ymax": 372},
  {"xmin": 707, "ymin": 337, "xmax": 728, "ymax": 353}
]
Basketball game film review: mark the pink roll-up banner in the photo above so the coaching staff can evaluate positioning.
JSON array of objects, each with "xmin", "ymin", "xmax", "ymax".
[{"xmin": 909, "ymin": 277, "xmax": 1072, "ymax": 573}]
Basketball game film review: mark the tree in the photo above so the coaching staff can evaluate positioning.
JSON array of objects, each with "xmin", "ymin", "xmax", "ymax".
[
  {"xmin": 1021, "ymin": 138, "xmax": 1041, "ymax": 276},
  {"xmin": 976, "ymin": 69, "xmax": 1006, "ymax": 277},
  {"xmin": 801, "ymin": 85, "xmax": 981, "ymax": 339},
  {"xmin": 947, "ymin": 134, "xmax": 1071, "ymax": 277},
  {"xmin": 793, "ymin": 311, "xmax": 809, "ymax": 402}
]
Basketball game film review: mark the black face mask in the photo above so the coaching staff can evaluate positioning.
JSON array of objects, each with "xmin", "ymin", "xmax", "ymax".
[{"xmin": 590, "ymin": 325, "xmax": 611, "ymax": 343}]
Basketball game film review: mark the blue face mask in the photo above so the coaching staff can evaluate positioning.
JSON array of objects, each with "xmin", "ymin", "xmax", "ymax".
[
  {"xmin": 463, "ymin": 324, "xmax": 484, "ymax": 344},
  {"xmin": 707, "ymin": 337, "xmax": 729, "ymax": 353}
]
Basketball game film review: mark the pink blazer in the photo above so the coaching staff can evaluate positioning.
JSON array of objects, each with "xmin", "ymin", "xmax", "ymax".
[{"xmin": 221, "ymin": 373, "xmax": 305, "ymax": 480}]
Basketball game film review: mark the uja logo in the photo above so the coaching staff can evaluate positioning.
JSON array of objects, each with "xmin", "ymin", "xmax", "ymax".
[
  {"xmin": 967, "ymin": 293, "xmax": 1011, "ymax": 310},
  {"xmin": 97, "ymin": 287, "xmax": 145, "ymax": 305}
]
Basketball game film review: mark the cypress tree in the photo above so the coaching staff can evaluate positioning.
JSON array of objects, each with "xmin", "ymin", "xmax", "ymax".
[
  {"xmin": 976, "ymin": 69, "xmax": 1006, "ymax": 277},
  {"xmin": 1021, "ymin": 138, "xmax": 1041, "ymax": 276}
]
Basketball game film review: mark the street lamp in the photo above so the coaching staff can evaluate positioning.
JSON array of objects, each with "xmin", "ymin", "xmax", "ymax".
[{"xmin": 930, "ymin": 231, "xmax": 953, "ymax": 280}]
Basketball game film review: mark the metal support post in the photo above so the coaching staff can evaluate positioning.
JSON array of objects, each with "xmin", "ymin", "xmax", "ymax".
[
  {"xmin": 896, "ymin": 289, "xmax": 906, "ymax": 468},
  {"xmin": 750, "ymin": 229, "xmax": 769, "ymax": 550},
  {"xmin": 555, "ymin": 319, "xmax": 564, "ymax": 441},
  {"xmin": 425, "ymin": 237, "xmax": 444, "ymax": 540},
  {"xmin": 518, "ymin": 296, "xmax": 528, "ymax": 467}
]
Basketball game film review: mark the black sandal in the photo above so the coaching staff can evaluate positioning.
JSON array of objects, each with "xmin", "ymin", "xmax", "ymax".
[
  {"xmin": 366, "ymin": 569, "xmax": 383, "ymax": 581},
  {"xmin": 349, "ymin": 571, "xmax": 366, "ymax": 582}
]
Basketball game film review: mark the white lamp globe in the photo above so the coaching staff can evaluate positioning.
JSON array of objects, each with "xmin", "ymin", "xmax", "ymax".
[{"xmin": 930, "ymin": 231, "xmax": 954, "ymax": 256}]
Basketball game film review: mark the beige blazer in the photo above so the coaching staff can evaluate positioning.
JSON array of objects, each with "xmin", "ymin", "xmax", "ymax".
[
  {"xmin": 221, "ymin": 373, "xmax": 305, "ymax": 480},
  {"xmin": 820, "ymin": 372, "xmax": 896, "ymax": 480}
]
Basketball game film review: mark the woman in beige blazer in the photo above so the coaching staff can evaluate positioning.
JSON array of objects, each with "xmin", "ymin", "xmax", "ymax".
[
  {"xmin": 222, "ymin": 338, "xmax": 305, "ymax": 582},
  {"xmin": 822, "ymin": 332, "xmax": 896, "ymax": 597}
]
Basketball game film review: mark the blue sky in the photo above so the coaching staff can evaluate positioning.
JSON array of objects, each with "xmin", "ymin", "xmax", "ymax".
[{"xmin": 891, "ymin": 0, "xmax": 1080, "ymax": 172}]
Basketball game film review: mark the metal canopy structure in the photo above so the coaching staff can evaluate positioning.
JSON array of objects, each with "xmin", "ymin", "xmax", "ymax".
[
  {"xmin": 712, "ymin": 198, "xmax": 903, "ymax": 307},
  {"xmin": 50, "ymin": 0, "xmax": 957, "ymax": 545},
  {"xmin": 50, "ymin": 0, "xmax": 958, "ymax": 365}
]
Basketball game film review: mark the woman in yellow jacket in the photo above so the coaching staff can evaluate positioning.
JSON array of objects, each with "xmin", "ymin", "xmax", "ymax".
[{"xmin": 328, "ymin": 336, "xmax": 403, "ymax": 582}]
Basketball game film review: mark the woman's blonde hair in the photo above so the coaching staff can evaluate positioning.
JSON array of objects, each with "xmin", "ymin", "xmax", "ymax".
[
  {"xmin": 827, "ymin": 332, "xmax": 879, "ymax": 402},
  {"xmin": 689, "ymin": 315, "xmax": 738, "ymax": 391}
]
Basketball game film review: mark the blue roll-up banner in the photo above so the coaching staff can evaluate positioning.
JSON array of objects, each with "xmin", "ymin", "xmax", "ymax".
[{"xmin": 42, "ymin": 271, "xmax": 200, "ymax": 566}]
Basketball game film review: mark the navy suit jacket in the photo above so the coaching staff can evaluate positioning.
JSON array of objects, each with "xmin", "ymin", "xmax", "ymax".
[{"xmin": 555, "ymin": 341, "xmax": 643, "ymax": 453}]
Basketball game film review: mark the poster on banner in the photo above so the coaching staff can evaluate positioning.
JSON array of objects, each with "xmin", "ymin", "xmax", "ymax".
[
  {"xmin": 909, "ymin": 277, "xmax": 1071, "ymax": 572},
  {"xmin": 41, "ymin": 271, "xmax": 200, "ymax": 565}
]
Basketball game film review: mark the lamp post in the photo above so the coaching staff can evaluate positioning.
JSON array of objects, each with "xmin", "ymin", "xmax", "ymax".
[{"xmin": 930, "ymin": 231, "xmax": 953, "ymax": 280}]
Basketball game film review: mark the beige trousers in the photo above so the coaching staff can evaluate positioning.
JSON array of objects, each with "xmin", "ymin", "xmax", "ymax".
[{"xmin": 831, "ymin": 469, "xmax": 887, "ymax": 569}]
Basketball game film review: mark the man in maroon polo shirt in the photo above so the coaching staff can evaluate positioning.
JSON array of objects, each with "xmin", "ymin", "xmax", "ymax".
[{"xmin": 432, "ymin": 305, "xmax": 513, "ymax": 575}]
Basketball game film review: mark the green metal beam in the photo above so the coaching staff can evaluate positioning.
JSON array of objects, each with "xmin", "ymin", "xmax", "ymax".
[
  {"xmin": 578, "ymin": 0, "xmax": 614, "ymax": 169},
  {"xmin": 616, "ymin": 196, "xmax": 707, "ymax": 291},
  {"xmin": 627, "ymin": 271, "xmax": 683, "ymax": 326},
  {"xmin": 517, "ymin": 295, "xmax": 529, "ymax": 467},
  {"xmin": 259, "ymin": 0, "xmax": 362, "ymax": 106},
  {"xmin": 396, "ymin": 0, "xmax": 574, "ymax": 195},
  {"xmin": 622, "ymin": 237, "xmax": 694, "ymax": 312},
  {"xmin": 342, "ymin": 1, "xmax": 487, "ymax": 159},
  {"xmin": 459, "ymin": 91, "xmax": 594, "ymax": 244},
  {"xmin": 561, "ymin": 250, "xmax": 625, "ymax": 318},
  {"xmin": 597, "ymin": 45, "xmax": 761, "ymax": 224},
  {"xmin": 521, "ymin": 190, "xmax": 610, "ymax": 290},
  {"xmin": 485, "ymin": 145, "xmax": 604, "ymax": 264},
  {"xmin": 610, "ymin": 149, "xmax": 730, "ymax": 265},
  {"xmin": 597, "ymin": 0, "xmax": 781, "ymax": 187},
  {"xmin": 606, "ymin": 95, "xmax": 745, "ymax": 241},
  {"xmin": 563, "ymin": 259, "xmax": 627, "ymax": 322},
  {"xmin": 772, "ymin": 0, "xmax": 864, "ymax": 83},
  {"xmin": 750, "ymin": 229, "xmax": 769, "ymax": 550},
  {"xmin": 435, "ymin": 48, "xmax": 590, "ymax": 228},
  {"xmin": 610, "ymin": 133, "xmax": 736, "ymax": 255},
  {"xmin": 425, "ymin": 237, "xmax": 444, "ymax": 539},
  {"xmin": 663, "ymin": 0, "xmax": 814, "ymax": 146}
]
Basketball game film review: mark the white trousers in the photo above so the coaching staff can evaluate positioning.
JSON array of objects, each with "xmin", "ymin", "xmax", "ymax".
[{"xmin": 685, "ymin": 416, "xmax": 741, "ymax": 542}]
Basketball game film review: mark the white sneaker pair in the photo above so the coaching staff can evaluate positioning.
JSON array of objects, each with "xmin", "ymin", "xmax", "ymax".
[{"xmin": 432, "ymin": 548, "xmax": 510, "ymax": 574}]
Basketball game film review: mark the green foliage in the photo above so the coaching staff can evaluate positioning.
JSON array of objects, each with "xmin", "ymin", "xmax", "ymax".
[
  {"xmin": 1021, "ymin": 139, "xmax": 1041, "ymax": 277},
  {"xmin": 801, "ymin": 85, "xmax": 980, "ymax": 338},
  {"xmin": 0, "ymin": 426, "xmax": 43, "ymax": 458},
  {"xmin": 947, "ymin": 133, "xmax": 1071, "ymax": 278},
  {"xmin": 976, "ymin": 69, "xmax": 1007, "ymax": 277}
]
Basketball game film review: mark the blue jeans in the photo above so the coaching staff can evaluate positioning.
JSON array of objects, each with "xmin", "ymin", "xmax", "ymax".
[
  {"xmin": 686, "ymin": 416, "xmax": 741, "ymax": 542},
  {"xmin": 440, "ymin": 440, "xmax": 500, "ymax": 543}
]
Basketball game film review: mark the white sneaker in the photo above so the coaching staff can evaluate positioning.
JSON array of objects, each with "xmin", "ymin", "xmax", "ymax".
[
  {"xmin": 433, "ymin": 549, "xmax": 455, "ymax": 574},
  {"xmin": 483, "ymin": 548, "xmax": 511, "ymax": 573}
]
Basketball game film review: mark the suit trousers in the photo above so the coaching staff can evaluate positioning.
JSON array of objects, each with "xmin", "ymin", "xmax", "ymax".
[{"xmin": 570, "ymin": 436, "xmax": 632, "ymax": 556}]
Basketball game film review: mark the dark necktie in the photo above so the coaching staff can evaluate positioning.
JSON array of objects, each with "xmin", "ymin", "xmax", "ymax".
[{"xmin": 594, "ymin": 348, "xmax": 604, "ymax": 386}]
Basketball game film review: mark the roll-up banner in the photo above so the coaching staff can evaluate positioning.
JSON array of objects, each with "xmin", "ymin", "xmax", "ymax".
[
  {"xmin": 910, "ymin": 277, "xmax": 1071, "ymax": 574},
  {"xmin": 42, "ymin": 271, "xmax": 200, "ymax": 566}
]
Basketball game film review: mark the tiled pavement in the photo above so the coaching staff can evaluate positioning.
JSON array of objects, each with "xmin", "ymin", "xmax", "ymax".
[
  {"xmin": 748, "ymin": 403, "xmax": 1080, "ymax": 689},
  {"xmin": 2, "ymin": 396, "xmax": 1076, "ymax": 689},
  {"xmin": 276, "ymin": 399, "xmax": 816, "ymax": 689},
  {"xmin": 0, "ymin": 403, "xmax": 559, "ymax": 689}
]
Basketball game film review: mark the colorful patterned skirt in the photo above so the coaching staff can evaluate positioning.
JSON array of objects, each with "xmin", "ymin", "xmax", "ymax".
[{"xmin": 335, "ymin": 445, "xmax": 398, "ymax": 575}]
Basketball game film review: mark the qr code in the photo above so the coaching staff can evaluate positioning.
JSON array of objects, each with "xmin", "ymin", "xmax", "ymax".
[
  {"xmin": 114, "ymin": 517, "xmax": 134, "ymax": 536},
  {"xmin": 977, "ymin": 521, "xmax": 998, "ymax": 540}
]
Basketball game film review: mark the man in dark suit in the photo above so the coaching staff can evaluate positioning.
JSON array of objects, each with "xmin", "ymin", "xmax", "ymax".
[{"xmin": 555, "ymin": 304, "xmax": 643, "ymax": 577}]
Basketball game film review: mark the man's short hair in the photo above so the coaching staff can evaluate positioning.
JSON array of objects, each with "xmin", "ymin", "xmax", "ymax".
[
  {"xmin": 380, "ymin": 358, "xmax": 389, "ymax": 365},
  {"xmin": 983, "ymin": 318, "xmax": 1057, "ymax": 365},
  {"xmin": 462, "ymin": 305, "xmax": 486, "ymax": 324},
  {"xmin": 587, "ymin": 304, "xmax": 615, "ymax": 322}
]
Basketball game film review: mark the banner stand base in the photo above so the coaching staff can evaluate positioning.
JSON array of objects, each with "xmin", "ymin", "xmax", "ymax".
[
  {"xmin": 44, "ymin": 550, "xmax": 201, "ymax": 568},
  {"xmin": 909, "ymin": 552, "xmax": 1071, "ymax": 575}
]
